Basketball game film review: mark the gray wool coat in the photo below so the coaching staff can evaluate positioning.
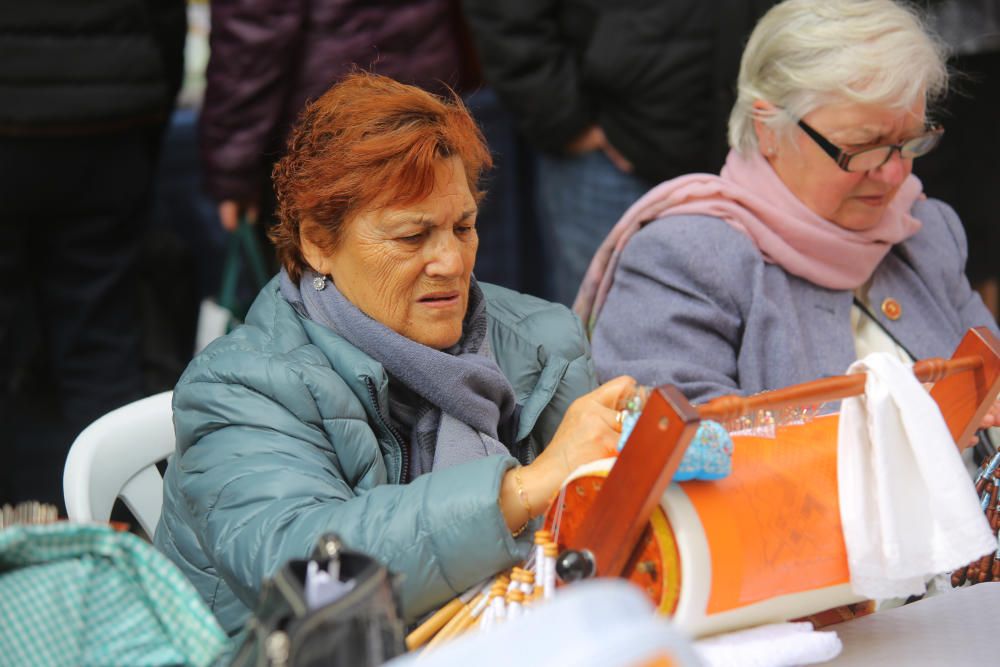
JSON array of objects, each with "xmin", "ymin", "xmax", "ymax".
[{"xmin": 591, "ymin": 198, "xmax": 1000, "ymax": 403}]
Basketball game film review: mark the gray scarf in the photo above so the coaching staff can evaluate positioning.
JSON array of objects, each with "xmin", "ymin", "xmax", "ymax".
[{"xmin": 279, "ymin": 269, "xmax": 518, "ymax": 479}]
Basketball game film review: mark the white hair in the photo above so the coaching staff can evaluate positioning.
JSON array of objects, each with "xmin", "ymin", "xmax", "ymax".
[{"xmin": 728, "ymin": 0, "xmax": 949, "ymax": 155}]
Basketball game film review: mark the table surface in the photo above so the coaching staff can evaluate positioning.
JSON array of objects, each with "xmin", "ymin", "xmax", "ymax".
[{"xmin": 825, "ymin": 582, "xmax": 999, "ymax": 665}]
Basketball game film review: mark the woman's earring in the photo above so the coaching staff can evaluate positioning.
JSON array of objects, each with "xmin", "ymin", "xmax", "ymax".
[{"xmin": 312, "ymin": 275, "xmax": 327, "ymax": 291}]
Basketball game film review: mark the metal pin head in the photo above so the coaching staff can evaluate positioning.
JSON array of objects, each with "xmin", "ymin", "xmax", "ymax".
[
  {"xmin": 314, "ymin": 533, "xmax": 342, "ymax": 560},
  {"xmin": 555, "ymin": 549, "xmax": 596, "ymax": 583}
]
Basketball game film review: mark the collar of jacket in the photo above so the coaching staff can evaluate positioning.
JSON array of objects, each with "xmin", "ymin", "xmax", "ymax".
[{"xmin": 297, "ymin": 315, "xmax": 567, "ymax": 482}]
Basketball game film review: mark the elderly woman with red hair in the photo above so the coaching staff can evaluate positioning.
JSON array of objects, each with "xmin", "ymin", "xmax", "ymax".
[{"xmin": 154, "ymin": 73, "xmax": 631, "ymax": 634}]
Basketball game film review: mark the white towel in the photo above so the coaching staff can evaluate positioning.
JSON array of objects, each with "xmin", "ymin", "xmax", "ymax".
[
  {"xmin": 838, "ymin": 353, "xmax": 995, "ymax": 600},
  {"xmin": 694, "ymin": 622, "xmax": 841, "ymax": 667}
]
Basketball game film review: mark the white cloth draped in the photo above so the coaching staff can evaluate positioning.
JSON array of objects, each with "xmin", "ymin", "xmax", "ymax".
[{"xmin": 838, "ymin": 353, "xmax": 995, "ymax": 600}]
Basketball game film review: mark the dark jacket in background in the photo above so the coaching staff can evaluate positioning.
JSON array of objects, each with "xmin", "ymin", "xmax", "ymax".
[
  {"xmin": 200, "ymin": 0, "xmax": 474, "ymax": 203},
  {"xmin": 461, "ymin": 0, "xmax": 776, "ymax": 183},
  {"xmin": 0, "ymin": 0, "xmax": 185, "ymax": 134}
]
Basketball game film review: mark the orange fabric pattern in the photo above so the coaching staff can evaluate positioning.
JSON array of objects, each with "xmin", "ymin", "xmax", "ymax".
[{"xmin": 682, "ymin": 415, "xmax": 850, "ymax": 614}]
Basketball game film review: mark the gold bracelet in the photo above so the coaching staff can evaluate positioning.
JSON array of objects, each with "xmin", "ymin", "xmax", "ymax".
[{"xmin": 513, "ymin": 466, "xmax": 534, "ymax": 519}]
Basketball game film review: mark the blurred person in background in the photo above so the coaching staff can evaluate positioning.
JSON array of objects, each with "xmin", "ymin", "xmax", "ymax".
[
  {"xmin": 461, "ymin": 0, "xmax": 777, "ymax": 305},
  {"xmin": 200, "ymin": 0, "xmax": 545, "ymax": 294},
  {"xmin": 0, "ymin": 1, "xmax": 185, "ymax": 509},
  {"xmin": 917, "ymin": 0, "xmax": 1000, "ymax": 321},
  {"xmin": 201, "ymin": 0, "xmax": 473, "ymax": 234}
]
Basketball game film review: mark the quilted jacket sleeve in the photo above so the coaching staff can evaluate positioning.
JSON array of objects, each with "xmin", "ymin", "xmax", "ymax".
[
  {"xmin": 170, "ymin": 346, "xmax": 522, "ymax": 622},
  {"xmin": 482, "ymin": 282, "xmax": 598, "ymax": 453},
  {"xmin": 528, "ymin": 306, "xmax": 598, "ymax": 451}
]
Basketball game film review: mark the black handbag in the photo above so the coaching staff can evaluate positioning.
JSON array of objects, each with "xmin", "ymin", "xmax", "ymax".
[{"xmin": 229, "ymin": 534, "xmax": 406, "ymax": 667}]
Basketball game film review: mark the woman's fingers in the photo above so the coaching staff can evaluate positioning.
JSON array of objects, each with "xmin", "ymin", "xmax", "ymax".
[
  {"xmin": 599, "ymin": 401, "xmax": 629, "ymax": 436},
  {"xmin": 535, "ymin": 377, "xmax": 640, "ymax": 481},
  {"xmin": 218, "ymin": 199, "xmax": 259, "ymax": 232},
  {"xmin": 979, "ymin": 399, "xmax": 1000, "ymax": 430},
  {"xmin": 218, "ymin": 200, "xmax": 240, "ymax": 232},
  {"xmin": 968, "ymin": 400, "xmax": 1000, "ymax": 448},
  {"xmin": 588, "ymin": 375, "xmax": 637, "ymax": 409},
  {"xmin": 602, "ymin": 142, "xmax": 635, "ymax": 174}
]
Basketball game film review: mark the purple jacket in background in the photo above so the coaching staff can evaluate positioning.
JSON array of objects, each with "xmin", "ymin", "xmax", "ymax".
[{"xmin": 201, "ymin": 0, "xmax": 472, "ymax": 203}]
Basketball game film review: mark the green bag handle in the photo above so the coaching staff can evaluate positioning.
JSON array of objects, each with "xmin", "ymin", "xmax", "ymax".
[{"xmin": 218, "ymin": 216, "xmax": 271, "ymax": 323}]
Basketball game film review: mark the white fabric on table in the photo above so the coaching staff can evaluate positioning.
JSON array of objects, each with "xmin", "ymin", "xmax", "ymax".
[
  {"xmin": 838, "ymin": 353, "xmax": 995, "ymax": 600},
  {"xmin": 694, "ymin": 622, "xmax": 841, "ymax": 667}
]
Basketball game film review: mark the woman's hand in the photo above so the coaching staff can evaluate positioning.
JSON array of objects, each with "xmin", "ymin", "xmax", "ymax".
[
  {"xmin": 565, "ymin": 125, "xmax": 634, "ymax": 174},
  {"xmin": 498, "ymin": 376, "xmax": 636, "ymax": 532},
  {"xmin": 532, "ymin": 375, "xmax": 636, "ymax": 481},
  {"xmin": 982, "ymin": 399, "xmax": 1000, "ymax": 431},
  {"xmin": 218, "ymin": 199, "xmax": 259, "ymax": 232},
  {"xmin": 964, "ymin": 398, "xmax": 1000, "ymax": 449}
]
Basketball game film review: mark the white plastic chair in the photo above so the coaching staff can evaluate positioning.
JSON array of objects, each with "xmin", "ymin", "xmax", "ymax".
[{"xmin": 63, "ymin": 391, "xmax": 176, "ymax": 537}]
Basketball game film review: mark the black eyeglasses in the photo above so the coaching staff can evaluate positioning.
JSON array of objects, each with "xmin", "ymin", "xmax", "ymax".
[{"xmin": 796, "ymin": 118, "xmax": 944, "ymax": 173}]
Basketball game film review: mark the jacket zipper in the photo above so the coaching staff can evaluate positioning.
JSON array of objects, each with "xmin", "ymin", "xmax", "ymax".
[{"xmin": 364, "ymin": 377, "xmax": 409, "ymax": 484}]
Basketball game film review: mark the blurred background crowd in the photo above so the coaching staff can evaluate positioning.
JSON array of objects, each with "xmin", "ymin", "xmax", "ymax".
[{"xmin": 0, "ymin": 0, "xmax": 997, "ymax": 512}]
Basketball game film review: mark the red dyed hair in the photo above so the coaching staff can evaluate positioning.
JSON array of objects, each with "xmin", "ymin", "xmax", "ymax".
[{"xmin": 270, "ymin": 72, "xmax": 492, "ymax": 282}]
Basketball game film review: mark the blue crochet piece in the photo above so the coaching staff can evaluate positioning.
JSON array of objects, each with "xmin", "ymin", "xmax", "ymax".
[{"xmin": 617, "ymin": 414, "xmax": 733, "ymax": 481}]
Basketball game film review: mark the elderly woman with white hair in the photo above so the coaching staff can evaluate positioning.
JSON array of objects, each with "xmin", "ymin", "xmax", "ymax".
[{"xmin": 577, "ymin": 0, "xmax": 1000, "ymax": 440}]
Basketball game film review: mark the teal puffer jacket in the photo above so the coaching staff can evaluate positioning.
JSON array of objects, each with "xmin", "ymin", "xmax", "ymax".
[{"xmin": 153, "ymin": 278, "xmax": 596, "ymax": 635}]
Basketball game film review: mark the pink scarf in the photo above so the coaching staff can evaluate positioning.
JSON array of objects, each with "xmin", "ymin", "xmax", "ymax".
[{"xmin": 573, "ymin": 149, "xmax": 924, "ymax": 333}]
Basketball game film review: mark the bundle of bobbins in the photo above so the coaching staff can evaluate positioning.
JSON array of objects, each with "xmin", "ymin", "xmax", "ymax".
[
  {"xmin": 405, "ymin": 530, "xmax": 560, "ymax": 652},
  {"xmin": 0, "ymin": 501, "xmax": 59, "ymax": 530},
  {"xmin": 952, "ymin": 450, "xmax": 1000, "ymax": 586}
]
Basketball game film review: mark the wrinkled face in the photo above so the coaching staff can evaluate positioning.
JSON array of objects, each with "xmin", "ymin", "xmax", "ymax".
[
  {"xmin": 306, "ymin": 156, "xmax": 478, "ymax": 349},
  {"xmin": 761, "ymin": 97, "xmax": 926, "ymax": 231}
]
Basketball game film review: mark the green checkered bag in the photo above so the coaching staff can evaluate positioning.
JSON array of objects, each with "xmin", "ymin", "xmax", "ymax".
[{"xmin": 0, "ymin": 523, "xmax": 230, "ymax": 667}]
